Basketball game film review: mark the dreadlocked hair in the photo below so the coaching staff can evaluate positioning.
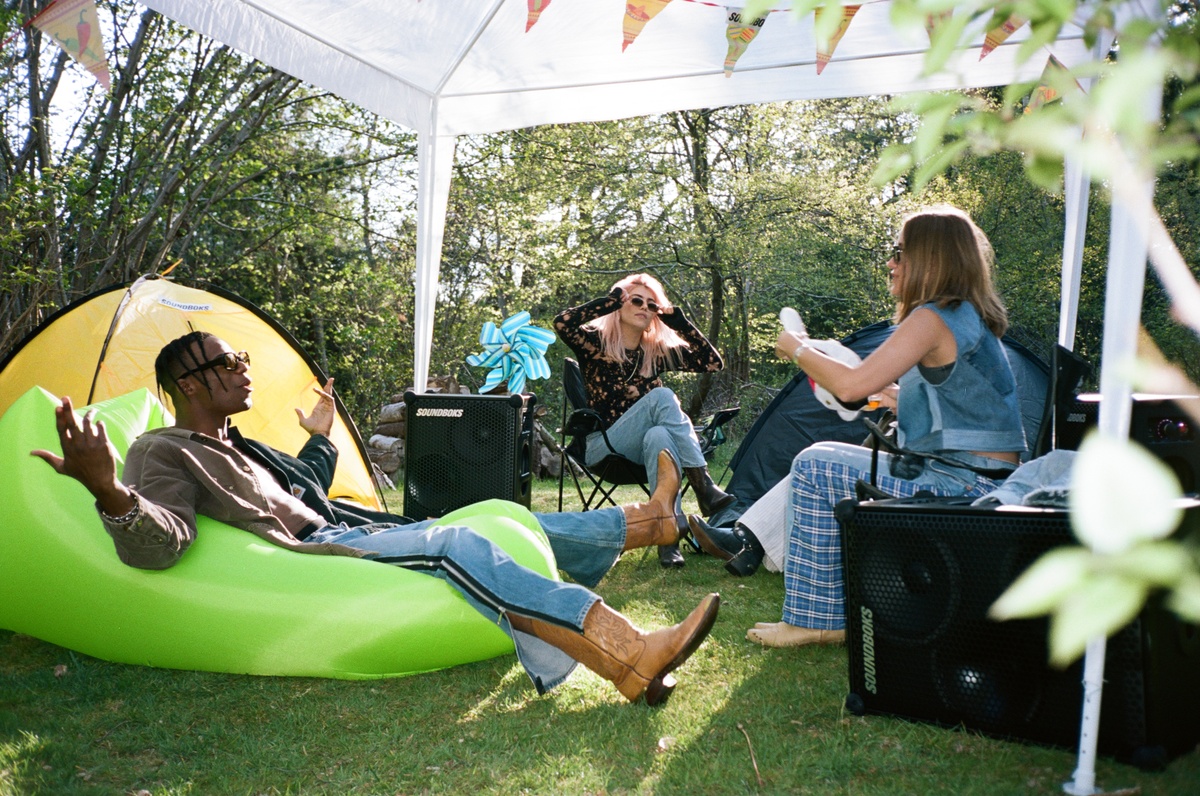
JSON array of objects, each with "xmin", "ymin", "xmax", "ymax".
[{"xmin": 154, "ymin": 331, "xmax": 215, "ymax": 406}]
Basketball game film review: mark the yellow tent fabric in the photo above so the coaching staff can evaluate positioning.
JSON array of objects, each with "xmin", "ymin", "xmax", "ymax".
[{"xmin": 0, "ymin": 276, "xmax": 381, "ymax": 510}]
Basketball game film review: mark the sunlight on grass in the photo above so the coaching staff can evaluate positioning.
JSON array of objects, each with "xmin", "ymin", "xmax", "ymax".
[{"xmin": 3, "ymin": 477, "xmax": 1200, "ymax": 793}]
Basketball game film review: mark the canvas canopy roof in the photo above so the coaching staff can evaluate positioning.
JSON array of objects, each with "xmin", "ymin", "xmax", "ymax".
[{"xmin": 140, "ymin": 0, "xmax": 1097, "ymax": 394}]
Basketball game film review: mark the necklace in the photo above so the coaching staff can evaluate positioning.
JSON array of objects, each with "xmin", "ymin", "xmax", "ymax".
[{"xmin": 623, "ymin": 347, "xmax": 644, "ymax": 383}]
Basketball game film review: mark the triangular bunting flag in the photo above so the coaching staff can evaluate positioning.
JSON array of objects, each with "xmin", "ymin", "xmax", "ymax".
[
  {"xmin": 1024, "ymin": 54, "xmax": 1084, "ymax": 114},
  {"xmin": 816, "ymin": 4, "xmax": 860, "ymax": 75},
  {"xmin": 723, "ymin": 10, "xmax": 766, "ymax": 77},
  {"xmin": 526, "ymin": 0, "xmax": 552, "ymax": 33},
  {"xmin": 31, "ymin": 0, "xmax": 110, "ymax": 89},
  {"xmin": 623, "ymin": 0, "xmax": 674, "ymax": 52},
  {"xmin": 979, "ymin": 11, "xmax": 1027, "ymax": 61},
  {"xmin": 924, "ymin": 10, "xmax": 952, "ymax": 44}
]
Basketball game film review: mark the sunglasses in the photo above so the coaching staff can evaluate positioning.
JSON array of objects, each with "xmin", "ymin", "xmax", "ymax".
[
  {"xmin": 628, "ymin": 296, "xmax": 660, "ymax": 313},
  {"xmin": 178, "ymin": 351, "xmax": 250, "ymax": 379},
  {"xmin": 889, "ymin": 243, "xmax": 904, "ymax": 263}
]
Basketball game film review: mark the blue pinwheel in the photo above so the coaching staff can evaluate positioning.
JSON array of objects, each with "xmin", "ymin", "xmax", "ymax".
[{"xmin": 466, "ymin": 311, "xmax": 555, "ymax": 394}]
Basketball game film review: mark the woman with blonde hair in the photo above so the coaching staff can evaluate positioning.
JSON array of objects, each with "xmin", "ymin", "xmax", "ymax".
[
  {"xmin": 748, "ymin": 205, "xmax": 1026, "ymax": 647},
  {"xmin": 555, "ymin": 273, "xmax": 730, "ymax": 568}
]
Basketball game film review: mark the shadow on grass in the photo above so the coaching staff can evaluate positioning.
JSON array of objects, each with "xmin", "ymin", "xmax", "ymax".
[{"xmin": 2, "ymin": 544, "xmax": 1199, "ymax": 794}]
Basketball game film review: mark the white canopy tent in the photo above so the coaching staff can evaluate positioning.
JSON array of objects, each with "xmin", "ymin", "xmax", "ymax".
[
  {"xmin": 140, "ymin": 0, "xmax": 1096, "ymax": 394},
  {"xmin": 129, "ymin": 2, "xmax": 1166, "ymax": 792}
]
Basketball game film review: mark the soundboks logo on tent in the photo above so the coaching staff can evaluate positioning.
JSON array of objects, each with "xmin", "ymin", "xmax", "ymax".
[
  {"xmin": 415, "ymin": 407, "xmax": 464, "ymax": 418},
  {"xmin": 861, "ymin": 605, "xmax": 877, "ymax": 694},
  {"xmin": 157, "ymin": 297, "xmax": 213, "ymax": 312}
]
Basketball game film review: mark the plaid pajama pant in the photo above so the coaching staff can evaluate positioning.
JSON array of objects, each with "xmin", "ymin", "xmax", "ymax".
[{"xmin": 782, "ymin": 442, "xmax": 1002, "ymax": 630}]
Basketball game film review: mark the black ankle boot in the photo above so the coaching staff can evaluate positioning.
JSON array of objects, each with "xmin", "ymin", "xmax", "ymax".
[
  {"xmin": 686, "ymin": 516, "xmax": 763, "ymax": 576},
  {"xmin": 686, "ymin": 515, "xmax": 741, "ymax": 561},
  {"xmin": 658, "ymin": 543, "xmax": 685, "ymax": 569},
  {"xmin": 683, "ymin": 467, "xmax": 735, "ymax": 516},
  {"xmin": 724, "ymin": 523, "xmax": 765, "ymax": 577}
]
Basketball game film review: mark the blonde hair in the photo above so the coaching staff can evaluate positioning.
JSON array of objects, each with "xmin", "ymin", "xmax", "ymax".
[
  {"xmin": 893, "ymin": 205, "xmax": 1008, "ymax": 337},
  {"xmin": 586, "ymin": 273, "xmax": 689, "ymax": 376}
]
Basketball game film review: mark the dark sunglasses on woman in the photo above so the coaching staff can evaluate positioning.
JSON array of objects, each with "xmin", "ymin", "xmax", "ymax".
[{"xmin": 628, "ymin": 296, "xmax": 660, "ymax": 313}]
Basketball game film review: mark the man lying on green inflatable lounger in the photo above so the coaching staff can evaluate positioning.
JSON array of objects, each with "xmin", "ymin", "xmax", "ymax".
[{"xmin": 32, "ymin": 330, "xmax": 719, "ymax": 705}]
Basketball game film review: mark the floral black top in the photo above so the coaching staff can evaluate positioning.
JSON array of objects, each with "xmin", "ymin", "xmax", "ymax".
[{"xmin": 554, "ymin": 290, "xmax": 723, "ymax": 429}]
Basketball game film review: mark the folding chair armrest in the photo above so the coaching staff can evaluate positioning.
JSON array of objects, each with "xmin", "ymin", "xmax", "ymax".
[
  {"xmin": 565, "ymin": 408, "xmax": 605, "ymax": 438},
  {"xmin": 695, "ymin": 406, "xmax": 740, "ymax": 435}
]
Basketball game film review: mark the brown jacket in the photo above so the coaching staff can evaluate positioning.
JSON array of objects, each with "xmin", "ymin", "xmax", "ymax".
[{"xmin": 100, "ymin": 426, "xmax": 366, "ymax": 570}]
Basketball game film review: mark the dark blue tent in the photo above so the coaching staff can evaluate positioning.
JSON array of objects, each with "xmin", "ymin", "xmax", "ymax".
[{"xmin": 715, "ymin": 320, "xmax": 1049, "ymax": 523}]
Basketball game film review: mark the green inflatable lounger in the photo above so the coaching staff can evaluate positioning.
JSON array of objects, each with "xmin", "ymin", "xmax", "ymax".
[{"xmin": 0, "ymin": 387, "xmax": 559, "ymax": 679}]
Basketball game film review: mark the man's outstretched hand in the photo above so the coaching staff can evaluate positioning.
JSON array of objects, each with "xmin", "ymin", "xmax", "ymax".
[
  {"xmin": 30, "ymin": 396, "xmax": 135, "ymax": 517},
  {"xmin": 296, "ymin": 378, "xmax": 336, "ymax": 437}
]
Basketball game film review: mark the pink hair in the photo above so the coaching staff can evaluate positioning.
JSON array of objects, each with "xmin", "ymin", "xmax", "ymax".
[{"xmin": 585, "ymin": 273, "xmax": 689, "ymax": 376}]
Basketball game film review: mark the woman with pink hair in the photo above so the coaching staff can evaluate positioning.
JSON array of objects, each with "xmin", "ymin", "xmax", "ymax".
[{"xmin": 554, "ymin": 273, "xmax": 731, "ymax": 568}]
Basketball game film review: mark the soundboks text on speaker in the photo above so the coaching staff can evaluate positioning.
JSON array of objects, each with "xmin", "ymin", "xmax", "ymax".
[{"xmin": 414, "ymin": 407, "xmax": 464, "ymax": 418}]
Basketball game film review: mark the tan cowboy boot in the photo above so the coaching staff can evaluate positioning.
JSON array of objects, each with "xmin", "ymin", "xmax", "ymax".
[
  {"xmin": 621, "ymin": 450, "xmax": 687, "ymax": 551},
  {"xmin": 746, "ymin": 622, "xmax": 845, "ymax": 648},
  {"xmin": 509, "ymin": 593, "xmax": 720, "ymax": 705}
]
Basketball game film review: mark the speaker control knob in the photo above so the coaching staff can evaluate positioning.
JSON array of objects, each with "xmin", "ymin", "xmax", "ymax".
[{"xmin": 1155, "ymin": 418, "xmax": 1191, "ymax": 442}]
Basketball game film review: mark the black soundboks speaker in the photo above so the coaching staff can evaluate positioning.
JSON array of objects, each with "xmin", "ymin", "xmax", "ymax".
[
  {"xmin": 402, "ymin": 391, "xmax": 535, "ymax": 519},
  {"xmin": 1056, "ymin": 393, "xmax": 1200, "ymax": 493},
  {"xmin": 837, "ymin": 497, "xmax": 1200, "ymax": 768}
]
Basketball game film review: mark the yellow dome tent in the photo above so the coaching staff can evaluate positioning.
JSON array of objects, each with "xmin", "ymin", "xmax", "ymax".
[{"xmin": 0, "ymin": 275, "xmax": 382, "ymax": 510}]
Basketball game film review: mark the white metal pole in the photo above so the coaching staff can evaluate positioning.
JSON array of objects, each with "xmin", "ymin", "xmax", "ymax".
[
  {"xmin": 1063, "ymin": 89, "xmax": 1160, "ymax": 796},
  {"xmin": 412, "ymin": 126, "xmax": 457, "ymax": 395},
  {"xmin": 1058, "ymin": 149, "xmax": 1088, "ymax": 350}
]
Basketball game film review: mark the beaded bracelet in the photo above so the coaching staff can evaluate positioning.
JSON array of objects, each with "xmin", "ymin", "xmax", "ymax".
[
  {"xmin": 99, "ymin": 502, "xmax": 140, "ymax": 525},
  {"xmin": 791, "ymin": 340, "xmax": 812, "ymax": 365}
]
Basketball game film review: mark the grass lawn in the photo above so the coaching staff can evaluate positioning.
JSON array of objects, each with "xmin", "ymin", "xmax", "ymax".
[{"xmin": 2, "ymin": 479, "xmax": 1198, "ymax": 795}]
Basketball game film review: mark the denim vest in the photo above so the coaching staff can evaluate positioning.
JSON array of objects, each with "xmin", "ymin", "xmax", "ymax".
[{"xmin": 896, "ymin": 301, "xmax": 1027, "ymax": 459}]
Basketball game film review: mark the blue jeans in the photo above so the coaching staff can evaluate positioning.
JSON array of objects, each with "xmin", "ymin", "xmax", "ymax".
[
  {"xmin": 405, "ymin": 508, "xmax": 627, "ymax": 590},
  {"xmin": 307, "ymin": 517, "xmax": 609, "ymax": 694},
  {"xmin": 782, "ymin": 442, "xmax": 1003, "ymax": 630},
  {"xmin": 585, "ymin": 386, "xmax": 705, "ymax": 484}
]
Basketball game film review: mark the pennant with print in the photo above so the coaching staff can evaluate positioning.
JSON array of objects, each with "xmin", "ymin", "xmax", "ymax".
[
  {"xmin": 1024, "ymin": 54, "xmax": 1084, "ymax": 113},
  {"xmin": 31, "ymin": 0, "xmax": 110, "ymax": 89},
  {"xmin": 979, "ymin": 11, "xmax": 1027, "ymax": 61},
  {"xmin": 723, "ymin": 10, "xmax": 766, "ymax": 77},
  {"xmin": 924, "ymin": 10, "xmax": 952, "ymax": 44},
  {"xmin": 623, "ymin": 0, "xmax": 674, "ymax": 52},
  {"xmin": 526, "ymin": 0, "xmax": 552, "ymax": 32},
  {"xmin": 815, "ymin": 4, "xmax": 860, "ymax": 75}
]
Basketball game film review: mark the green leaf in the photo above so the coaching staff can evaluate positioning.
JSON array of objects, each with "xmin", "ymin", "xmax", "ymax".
[
  {"xmin": 1048, "ymin": 574, "xmax": 1147, "ymax": 667},
  {"xmin": 784, "ymin": 0, "xmax": 826, "ymax": 23},
  {"xmin": 871, "ymin": 146, "xmax": 915, "ymax": 184},
  {"xmin": 922, "ymin": 13, "xmax": 974, "ymax": 77},
  {"xmin": 1167, "ymin": 574, "xmax": 1200, "ymax": 624},
  {"xmin": 741, "ymin": 0, "xmax": 780, "ymax": 23},
  {"xmin": 989, "ymin": 545, "xmax": 1090, "ymax": 620},
  {"xmin": 1099, "ymin": 541, "xmax": 1191, "ymax": 588},
  {"xmin": 813, "ymin": 3, "xmax": 846, "ymax": 47},
  {"xmin": 1024, "ymin": 151, "xmax": 1064, "ymax": 191},
  {"xmin": 1016, "ymin": 18, "xmax": 1063, "ymax": 66},
  {"xmin": 1070, "ymin": 433, "xmax": 1184, "ymax": 554},
  {"xmin": 913, "ymin": 139, "xmax": 970, "ymax": 190}
]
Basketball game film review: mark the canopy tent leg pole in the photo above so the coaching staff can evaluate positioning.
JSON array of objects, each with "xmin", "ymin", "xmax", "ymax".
[
  {"xmin": 412, "ymin": 130, "xmax": 457, "ymax": 396},
  {"xmin": 1057, "ymin": 148, "xmax": 1088, "ymax": 351},
  {"xmin": 1063, "ymin": 95, "xmax": 1159, "ymax": 796},
  {"xmin": 1057, "ymin": 32, "xmax": 1110, "ymax": 353}
]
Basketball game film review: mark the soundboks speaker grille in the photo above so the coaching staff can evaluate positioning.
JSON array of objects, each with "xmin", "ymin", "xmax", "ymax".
[
  {"xmin": 402, "ymin": 391, "xmax": 534, "ymax": 519},
  {"xmin": 838, "ymin": 497, "xmax": 1200, "ymax": 768}
]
